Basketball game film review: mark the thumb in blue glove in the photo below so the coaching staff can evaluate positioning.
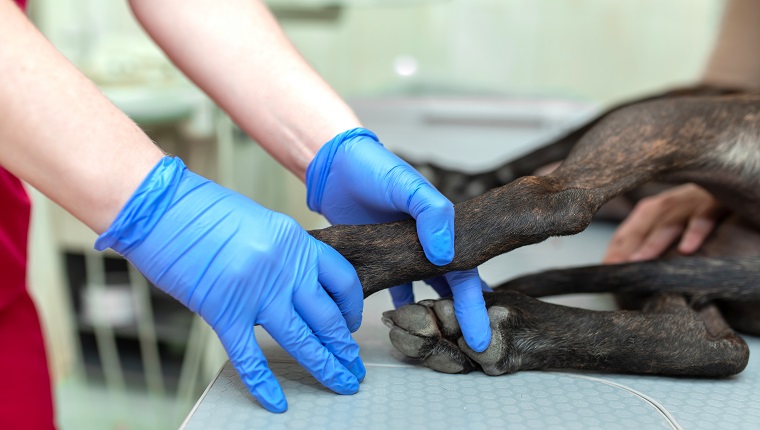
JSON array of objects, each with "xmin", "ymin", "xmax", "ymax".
[
  {"xmin": 307, "ymin": 128, "xmax": 492, "ymax": 352},
  {"xmin": 96, "ymin": 157, "xmax": 365, "ymax": 413}
]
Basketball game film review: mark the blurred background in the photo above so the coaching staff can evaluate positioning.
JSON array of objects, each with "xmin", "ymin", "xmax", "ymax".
[{"xmin": 21, "ymin": 0, "xmax": 726, "ymax": 428}]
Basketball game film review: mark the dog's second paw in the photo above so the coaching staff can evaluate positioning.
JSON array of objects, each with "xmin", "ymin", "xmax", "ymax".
[
  {"xmin": 383, "ymin": 293, "xmax": 539, "ymax": 376},
  {"xmin": 382, "ymin": 299, "xmax": 479, "ymax": 374}
]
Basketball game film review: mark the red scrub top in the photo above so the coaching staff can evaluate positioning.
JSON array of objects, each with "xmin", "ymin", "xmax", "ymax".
[{"xmin": 0, "ymin": 2, "xmax": 56, "ymax": 428}]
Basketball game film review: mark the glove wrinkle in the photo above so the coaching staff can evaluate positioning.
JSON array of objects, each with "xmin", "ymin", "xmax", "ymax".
[
  {"xmin": 96, "ymin": 156, "xmax": 364, "ymax": 413},
  {"xmin": 95, "ymin": 156, "xmax": 185, "ymax": 253},
  {"xmin": 307, "ymin": 127, "xmax": 490, "ymax": 352}
]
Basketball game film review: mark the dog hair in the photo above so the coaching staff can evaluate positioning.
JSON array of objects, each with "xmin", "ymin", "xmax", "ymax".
[{"xmin": 310, "ymin": 87, "xmax": 760, "ymax": 377}]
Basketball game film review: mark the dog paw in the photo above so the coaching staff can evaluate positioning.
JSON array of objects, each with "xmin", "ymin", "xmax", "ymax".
[
  {"xmin": 383, "ymin": 295, "xmax": 526, "ymax": 375},
  {"xmin": 382, "ymin": 299, "xmax": 478, "ymax": 374}
]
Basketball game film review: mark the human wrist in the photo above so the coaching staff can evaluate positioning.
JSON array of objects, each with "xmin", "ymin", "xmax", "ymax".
[
  {"xmin": 305, "ymin": 127, "xmax": 380, "ymax": 214},
  {"xmin": 94, "ymin": 156, "xmax": 188, "ymax": 254}
]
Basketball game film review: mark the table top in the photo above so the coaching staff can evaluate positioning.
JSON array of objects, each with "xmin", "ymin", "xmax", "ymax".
[{"xmin": 182, "ymin": 224, "xmax": 760, "ymax": 430}]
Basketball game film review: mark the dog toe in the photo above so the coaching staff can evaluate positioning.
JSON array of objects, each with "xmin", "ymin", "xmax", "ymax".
[
  {"xmin": 389, "ymin": 326, "xmax": 437, "ymax": 359},
  {"xmin": 424, "ymin": 340, "xmax": 479, "ymax": 374},
  {"xmin": 432, "ymin": 299, "xmax": 461, "ymax": 339},
  {"xmin": 387, "ymin": 304, "xmax": 441, "ymax": 360},
  {"xmin": 387, "ymin": 302, "xmax": 479, "ymax": 373},
  {"xmin": 458, "ymin": 306, "xmax": 512, "ymax": 375}
]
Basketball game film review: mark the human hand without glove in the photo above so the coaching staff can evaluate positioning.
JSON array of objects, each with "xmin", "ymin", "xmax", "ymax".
[
  {"xmin": 603, "ymin": 183, "xmax": 727, "ymax": 264},
  {"xmin": 306, "ymin": 128, "xmax": 491, "ymax": 352},
  {"xmin": 96, "ymin": 157, "xmax": 365, "ymax": 413}
]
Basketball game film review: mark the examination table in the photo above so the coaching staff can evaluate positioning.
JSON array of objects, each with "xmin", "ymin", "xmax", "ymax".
[{"xmin": 182, "ymin": 223, "xmax": 760, "ymax": 429}]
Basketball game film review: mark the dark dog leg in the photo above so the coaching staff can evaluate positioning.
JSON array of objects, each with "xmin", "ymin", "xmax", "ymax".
[
  {"xmin": 406, "ymin": 85, "xmax": 742, "ymax": 204},
  {"xmin": 717, "ymin": 300, "xmax": 760, "ymax": 334},
  {"xmin": 381, "ymin": 206, "xmax": 760, "ymax": 375},
  {"xmin": 380, "ymin": 210, "xmax": 758, "ymax": 377},
  {"xmin": 491, "ymin": 213, "xmax": 760, "ymax": 333},
  {"xmin": 382, "ymin": 291, "xmax": 748, "ymax": 376},
  {"xmin": 491, "ymin": 256, "xmax": 760, "ymax": 302},
  {"xmin": 490, "ymin": 257, "xmax": 760, "ymax": 336},
  {"xmin": 311, "ymin": 94, "xmax": 760, "ymax": 298},
  {"xmin": 310, "ymin": 94, "xmax": 760, "ymax": 378}
]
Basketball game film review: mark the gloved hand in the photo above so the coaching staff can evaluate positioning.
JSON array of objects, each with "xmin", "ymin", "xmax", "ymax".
[
  {"xmin": 306, "ymin": 127, "xmax": 491, "ymax": 352},
  {"xmin": 96, "ymin": 157, "xmax": 365, "ymax": 413}
]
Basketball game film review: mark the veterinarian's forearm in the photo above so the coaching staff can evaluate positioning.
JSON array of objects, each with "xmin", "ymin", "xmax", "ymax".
[
  {"xmin": 0, "ymin": 3, "xmax": 164, "ymax": 233},
  {"xmin": 129, "ymin": 0, "xmax": 361, "ymax": 181},
  {"xmin": 701, "ymin": 0, "xmax": 760, "ymax": 90}
]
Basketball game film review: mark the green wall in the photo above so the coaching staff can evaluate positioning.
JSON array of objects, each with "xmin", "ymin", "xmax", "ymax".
[{"xmin": 280, "ymin": 0, "xmax": 724, "ymax": 105}]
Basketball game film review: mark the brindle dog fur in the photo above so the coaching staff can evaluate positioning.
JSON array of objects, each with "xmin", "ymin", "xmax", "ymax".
[{"xmin": 309, "ymin": 87, "xmax": 760, "ymax": 377}]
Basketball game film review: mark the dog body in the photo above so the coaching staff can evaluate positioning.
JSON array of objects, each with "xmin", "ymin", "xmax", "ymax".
[{"xmin": 311, "ymin": 90, "xmax": 760, "ymax": 377}]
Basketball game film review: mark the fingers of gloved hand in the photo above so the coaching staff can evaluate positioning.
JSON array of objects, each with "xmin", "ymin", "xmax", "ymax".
[
  {"xmin": 423, "ymin": 276, "xmax": 453, "ymax": 298},
  {"xmin": 425, "ymin": 275, "xmax": 490, "ymax": 296},
  {"xmin": 445, "ymin": 269, "xmax": 491, "ymax": 352},
  {"xmin": 403, "ymin": 181, "xmax": 455, "ymax": 266},
  {"xmin": 220, "ymin": 330, "xmax": 288, "ymax": 413},
  {"xmin": 292, "ymin": 280, "xmax": 366, "ymax": 382},
  {"xmin": 265, "ymin": 306, "xmax": 359, "ymax": 396},
  {"xmin": 389, "ymin": 283, "xmax": 415, "ymax": 308},
  {"xmin": 315, "ymin": 241, "xmax": 364, "ymax": 332}
]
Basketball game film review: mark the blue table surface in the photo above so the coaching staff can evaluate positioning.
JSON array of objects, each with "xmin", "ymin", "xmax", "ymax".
[{"xmin": 183, "ymin": 224, "xmax": 760, "ymax": 430}]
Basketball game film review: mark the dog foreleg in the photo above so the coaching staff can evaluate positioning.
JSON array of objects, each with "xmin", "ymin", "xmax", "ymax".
[
  {"xmin": 405, "ymin": 85, "xmax": 743, "ymax": 204},
  {"xmin": 311, "ymin": 94, "xmax": 760, "ymax": 298},
  {"xmin": 383, "ymin": 291, "xmax": 749, "ymax": 377},
  {"xmin": 491, "ymin": 256, "xmax": 760, "ymax": 301}
]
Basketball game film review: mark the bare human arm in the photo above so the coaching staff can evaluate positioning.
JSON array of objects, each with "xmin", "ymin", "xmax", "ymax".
[
  {"xmin": 128, "ymin": 0, "xmax": 494, "ymax": 351},
  {"xmin": 0, "ymin": 0, "xmax": 163, "ymax": 233},
  {"xmin": 701, "ymin": 0, "xmax": 760, "ymax": 91},
  {"xmin": 128, "ymin": 0, "xmax": 361, "ymax": 180},
  {"xmin": 0, "ymin": 1, "xmax": 366, "ymax": 412},
  {"xmin": 1, "ymin": 0, "xmax": 488, "ymax": 409}
]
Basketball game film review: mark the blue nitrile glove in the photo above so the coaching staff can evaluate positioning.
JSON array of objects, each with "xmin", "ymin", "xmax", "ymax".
[
  {"xmin": 96, "ymin": 157, "xmax": 365, "ymax": 413},
  {"xmin": 391, "ymin": 268, "xmax": 493, "ymax": 305},
  {"xmin": 306, "ymin": 127, "xmax": 491, "ymax": 352}
]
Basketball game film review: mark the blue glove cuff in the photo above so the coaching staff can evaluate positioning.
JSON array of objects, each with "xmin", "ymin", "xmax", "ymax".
[
  {"xmin": 95, "ymin": 156, "xmax": 186, "ymax": 254},
  {"xmin": 305, "ymin": 127, "xmax": 379, "ymax": 214}
]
